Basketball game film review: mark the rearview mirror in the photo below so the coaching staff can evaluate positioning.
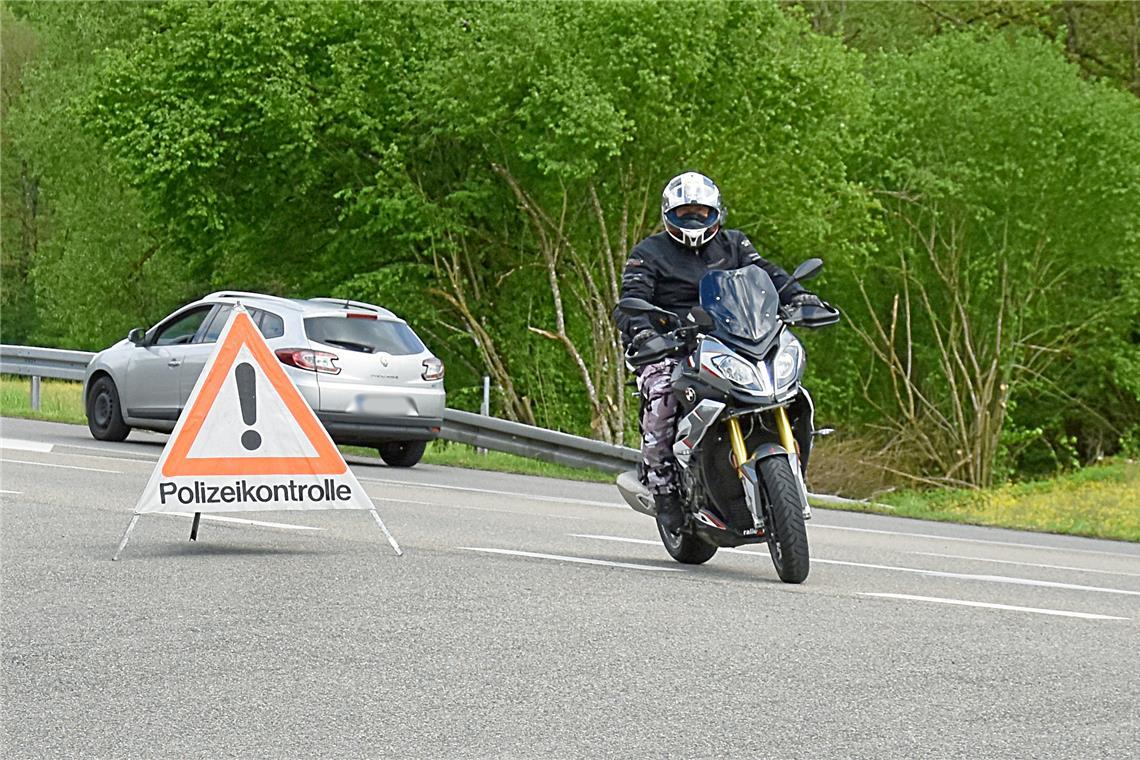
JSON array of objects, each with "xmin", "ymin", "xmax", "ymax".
[
  {"xmin": 688, "ymin": 306, "xmax": 715, "ymax": 330},
  {"xmin": 791, "ymin": 258, "xmax": 824, "ymax": 284},
  {"xmin": 616, "ymin": 297, "xmax": 657, "ymax": 313},
  {"xmin": 127, "ymin": 328, "xmax": 146, "ymax": 345},
  {"xmin": 778, "ymin": 258, "xmax": 825, "ymax": 294}
]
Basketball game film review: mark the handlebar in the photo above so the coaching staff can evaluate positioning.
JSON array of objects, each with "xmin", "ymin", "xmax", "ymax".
[{"xmin": 623, "ymin": 302, "xmax": 840, "ymax": 367}]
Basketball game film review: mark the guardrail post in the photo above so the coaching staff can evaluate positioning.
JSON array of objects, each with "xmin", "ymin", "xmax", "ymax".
[
  {"xmin": 478, "ymin": 375, "xmax": 490, "ymax": 455},
  {"xmin": 30, "ymin": 376, "xmax": 42, "ymax": 411}
]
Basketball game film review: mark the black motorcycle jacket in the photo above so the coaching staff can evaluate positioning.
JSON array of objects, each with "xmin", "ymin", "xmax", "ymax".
[{"xmin": 614, "ymin": 229, "xmax": 807, "ymax": 344}]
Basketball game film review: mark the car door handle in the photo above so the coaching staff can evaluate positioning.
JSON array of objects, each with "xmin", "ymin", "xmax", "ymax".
[{"xmin": 167, "ymin": 359, "xmax": 182, "ymax": 368}]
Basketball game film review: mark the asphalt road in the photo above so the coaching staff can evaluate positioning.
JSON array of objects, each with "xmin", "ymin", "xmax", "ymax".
[{"xmin": 2, "ymin": 417, "xmax": 1138, "ymax": 759}]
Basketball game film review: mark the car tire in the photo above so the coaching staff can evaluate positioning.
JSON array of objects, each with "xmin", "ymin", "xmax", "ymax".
[
  {"xmin": 377, "ymin": 440, "xmax": 427, "ymax": 468},
  {"xmin": 87, "ymin": 376, "xmax": 131, "ymax": 442}
]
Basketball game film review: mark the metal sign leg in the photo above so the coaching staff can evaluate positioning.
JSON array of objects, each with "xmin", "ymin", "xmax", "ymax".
[
  {"xmin": 112, "ymin": 514, "xmax": 141, "ymax": 561},
  {"xmin": 189, "ymin": 512, "xmax": 201, "ymax": 541},
  {"xmin": 368, "ymin": 509, "xmax": 403, "ymax": 556}
]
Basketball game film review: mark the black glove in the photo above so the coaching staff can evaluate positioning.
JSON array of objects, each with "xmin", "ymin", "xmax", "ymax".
[
  {"xmin": 630, "ymin": 328, "xmax": 656, "ymax": 349},
  {"xmin": 788, "ymin": 292, "xmax": 824, "ymax": 309}
]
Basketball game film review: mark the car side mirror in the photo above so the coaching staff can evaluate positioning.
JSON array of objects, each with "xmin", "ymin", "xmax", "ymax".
[
  {"xmin": 127, "ymin": 328, "xmax": 146, "ymax": 345},
  {"xmin": 689, "ymin": 306, "xmax": 715, "ymax": 330}
]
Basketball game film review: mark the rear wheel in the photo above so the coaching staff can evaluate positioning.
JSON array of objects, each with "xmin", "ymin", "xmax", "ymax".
[
  {"xmin": 758, "ymin": 456, "xmax": 809, "ymax": 583},
  {"xmin": 657, "ymin": 517, "xmax": 718, "ymax": 565},
  {"xmin": 86, "ymin": 376, "xmax": 131, "ymax": 442},
  {"xmin": 377, "ymin": 440, "xmax": 427, "ymax": 468}
]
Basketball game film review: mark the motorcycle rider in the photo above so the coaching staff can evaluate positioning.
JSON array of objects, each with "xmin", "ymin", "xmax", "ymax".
[{"xmin": 615, "ymin": 171, "xmax": 825, "ymax": 534}]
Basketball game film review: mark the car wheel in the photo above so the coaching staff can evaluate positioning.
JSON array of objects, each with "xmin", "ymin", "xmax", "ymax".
[
  {"xmin": 87, "ymin": 376, "xmax": 131, "ymax": 442},
  {"xmin": 377, "ymin": 440, "xmax": 427, "ymax": 468}
]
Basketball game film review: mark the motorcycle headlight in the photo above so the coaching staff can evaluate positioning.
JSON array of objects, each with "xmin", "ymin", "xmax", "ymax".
[
  {"xmin": 710, "ymin": 353, "xmax": 761, "ymax": 388},
  {"xmin": 773, "ymin": 337, "xmax": 805, "ymax": 389}
]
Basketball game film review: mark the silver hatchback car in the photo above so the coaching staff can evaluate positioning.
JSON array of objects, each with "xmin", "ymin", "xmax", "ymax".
[{"xmin": 83, "ymin": 291, "xmax": 445, "ymax": 467}]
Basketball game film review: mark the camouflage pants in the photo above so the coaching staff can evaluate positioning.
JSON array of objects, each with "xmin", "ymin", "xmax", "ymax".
[{"xmin": 636, "ymin": 358, "xmax": 681, "ymax": 495}]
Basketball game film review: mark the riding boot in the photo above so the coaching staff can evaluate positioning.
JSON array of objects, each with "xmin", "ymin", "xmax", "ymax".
[{"xmin": 655, "ymin": 491, "xmax": 684, "ymax": 534}]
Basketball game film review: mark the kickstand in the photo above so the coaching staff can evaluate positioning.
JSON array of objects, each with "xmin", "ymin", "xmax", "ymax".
[{"xmin": 189, "ymin": 512, "xmax": 201, "ymax": 541}]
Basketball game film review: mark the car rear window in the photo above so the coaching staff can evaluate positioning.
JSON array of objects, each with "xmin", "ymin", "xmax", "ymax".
[{"xmin": 304, "ymin": 316, "xmax": 425, "ymax": 355}]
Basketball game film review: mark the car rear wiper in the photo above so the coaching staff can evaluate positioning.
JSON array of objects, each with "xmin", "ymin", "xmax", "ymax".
[{"xmin": 322, "ymin": 339, "xmax": 375, "ymax": 353}]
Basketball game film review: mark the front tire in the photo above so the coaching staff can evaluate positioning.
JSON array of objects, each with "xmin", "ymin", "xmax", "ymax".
[
  {"xmin": 758, "ymin": 456, "xmax": 810, "ymax": 583},
  {"xmin": 86, "ymin": 376, "xmax": 131, "ymax": 442},
  {"xmin": 377, "ymin": 440, "xmax": 427, "ymax": 468},
  {"xmin": 657, "ymin": 518, "xmax": 718, "ymax": 565}
]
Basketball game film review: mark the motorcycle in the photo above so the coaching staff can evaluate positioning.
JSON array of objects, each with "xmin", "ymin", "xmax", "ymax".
[{"xmin": 616, "ymin": 259, "xmax": 840, "ymax": 583}]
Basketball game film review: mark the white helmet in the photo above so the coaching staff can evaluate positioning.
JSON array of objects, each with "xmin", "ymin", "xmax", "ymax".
[{"xmin": 661, "ymin": 172, "xmax": 725, "ymax": 248}]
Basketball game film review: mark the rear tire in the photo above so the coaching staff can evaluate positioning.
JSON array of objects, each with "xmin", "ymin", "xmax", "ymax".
[
  {"xmin": 377, "ymin": 440, "xmax": 427, "ymax": 468},
  {"xmin": 758, "ymin": 456, "xmax": 810, "ymax": 583},
  {"xmin": 86, "ymin": 376, "xmax": 131, "ymax": 442},
  {"xmin": 657, "ymin": 518, "xmax": 718, "ymax": 565}
]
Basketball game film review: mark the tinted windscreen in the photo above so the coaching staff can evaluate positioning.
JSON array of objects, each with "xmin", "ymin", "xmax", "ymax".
[
  {"xmin": 304, "ymin": 317, "xmax": 425, "ymax": 355},
  {"xmin": 699, "ymin": 266, "xmax": 780, "ymax": 343}
]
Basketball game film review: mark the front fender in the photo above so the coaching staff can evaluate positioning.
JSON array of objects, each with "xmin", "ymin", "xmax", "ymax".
[{"xmin": 746, "ymin": 443, "xmax": 812, "ymax": 520}]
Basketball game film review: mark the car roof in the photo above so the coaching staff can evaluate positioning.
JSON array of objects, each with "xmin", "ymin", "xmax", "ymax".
[{"xmin": 201, "ymin": 291, "xmax": 400, "ymax": 321}]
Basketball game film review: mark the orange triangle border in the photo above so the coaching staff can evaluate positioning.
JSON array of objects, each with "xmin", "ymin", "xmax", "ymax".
[{"xmin": 161, "ymin": 310, "xmax": 347, "ymax": 478}]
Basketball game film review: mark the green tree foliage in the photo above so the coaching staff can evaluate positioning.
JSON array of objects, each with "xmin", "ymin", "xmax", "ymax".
[
  {"xmin": 840, "ymin": 32, "xmax": 1140, "ymax": 485},
  {"xmin": 4, "ymin": 1, "xmax": 1138, "ymax": 489},
  {"xmin": 2, "ymin": 1, "xmax": 184, "ymax": 348},
  {"xmin": 79, "ymin": 0, "xmax": 870, "ymax": 439}
]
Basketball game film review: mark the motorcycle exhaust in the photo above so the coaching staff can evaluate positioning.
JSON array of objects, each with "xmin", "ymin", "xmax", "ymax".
[{"xmin": 616, "ymin": 470, "xmax": 657, "ymax": 517}]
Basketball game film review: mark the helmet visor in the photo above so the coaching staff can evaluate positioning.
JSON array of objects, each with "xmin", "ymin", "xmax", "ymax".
[{"xmin": 664, "ymin": 205, "xmax": 720, "ymax": 232}]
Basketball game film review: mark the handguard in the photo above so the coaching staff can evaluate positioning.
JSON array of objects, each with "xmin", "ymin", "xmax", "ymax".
[{"xmin": 780, "ymin": 302, "xmax": 841, "ymax": 328}]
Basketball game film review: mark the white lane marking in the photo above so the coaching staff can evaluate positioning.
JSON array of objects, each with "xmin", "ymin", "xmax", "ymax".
[
  {"xmin": 57, "ymin": 442, "xmax": 160, "ymax": 461},
  {"xmin": 358, "ymin": 476, "xmax": 622, "ymax": 509},
  {"xmin": 810, "ymin": 524, "xmax": 1136, "ymax": 558},
  {"xmin": 573, "ymin": 534, "xmax": 1140, "ymax": 596},
  {"xmin": 0, "ymin": 457, "xmax": 120, "ymax": 474},
  {"xmin": 461, "ymin": 547, "xmax": 685, "ymax": 572},
  {"xmin": 575, "ymin": 534, "xmax": 660, "ymax": 546},
  {"xmin": 373, "ymin": 495, "xmax": 588, "ymax": 521},
  {"xmin": 368, "ymin": 497, "xmax": 439, "ymax": 507},
  {"xmin": 1, "ymin": 489, "xmax": 23, "ymax": 495},
  {"xmin": 860, "ymin": 593, "xmax": 1129, "ymax": 621},
  {"xmin": 55, "ymin": 451, "xmax": 159, "ymax": 466},
  {"xmin": 816, "ymin": 558, "xmax": 1140, "ymax": 597},
  {"xmin": 156, "ymin": 512, "xmax": 325, "ymax": 531},
  {"xmin": 0, "ymin": 438, "xmax": 54, "ymax": 453},
  {"xmin": 912, "ymin": 552, "xmax": 1140, "ymax": 579}
]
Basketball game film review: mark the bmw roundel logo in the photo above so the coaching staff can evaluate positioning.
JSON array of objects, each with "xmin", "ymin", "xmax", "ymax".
[{"xmin": 683, "ymin": 387, "xmax": 697, "ymax": 403}]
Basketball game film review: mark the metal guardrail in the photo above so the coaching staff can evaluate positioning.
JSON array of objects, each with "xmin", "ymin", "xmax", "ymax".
[
  {"xmin": 0, "ymin": 345, "xmax": 93, "ymax": 382},
  {"xmin": 442, "ymin": 408, "xmax": 637, "ymax": 473},
  {"xmin": 0, "ymin": 343, "xmax": 638, "ymax": 473}
]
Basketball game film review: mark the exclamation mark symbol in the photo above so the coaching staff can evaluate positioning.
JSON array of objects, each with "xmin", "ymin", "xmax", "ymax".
[{"xmin": 236, "ymin": 362, "xmax": 261, "ymax": 451}]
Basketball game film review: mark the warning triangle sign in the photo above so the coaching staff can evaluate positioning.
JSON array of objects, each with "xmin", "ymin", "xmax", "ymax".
[
  {"xmin": 122, "ymin": 304, "xmax": 395, "ymax": 537},
  {"xmin": 160, "ymin": 307, "xmax": 345, "ymax": 478}
]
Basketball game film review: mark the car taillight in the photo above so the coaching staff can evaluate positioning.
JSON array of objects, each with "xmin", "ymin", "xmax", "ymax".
[
  {"xmin": 275, "ymin": 348, "xmax": 341, "ymax": 374},
  {"xmin": 422, "ymin": 357, "xmax": 444, "ymax": 381}
]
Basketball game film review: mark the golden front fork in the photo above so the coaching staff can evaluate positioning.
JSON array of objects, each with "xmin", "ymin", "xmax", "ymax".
[
  {"xmin": 773, "ymin": 407, "xmax": 798, "ymax": 456},
  {"xmin": 727, "ymin": 417, "xmax": 749, "ymax": 473},
  {"xmin": 727, "ymin": 408, "xmax": 798, "ymax": 474}
]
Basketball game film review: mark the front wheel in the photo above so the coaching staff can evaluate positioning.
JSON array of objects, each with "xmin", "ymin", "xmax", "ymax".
[
  {"xmin": 377, "ymin": 440, "xmax": 427, "ymax": 468},
  {"xmin": 86, "ymin": 376, "xmax": 131, "ymax": 442},
  {"xmin": 657, "ymin": 518, "xmax": 718, "ymax": 565},
  {"xmin": 758, "ymin": 457, "xmax": 810, "ymax": 583}
]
